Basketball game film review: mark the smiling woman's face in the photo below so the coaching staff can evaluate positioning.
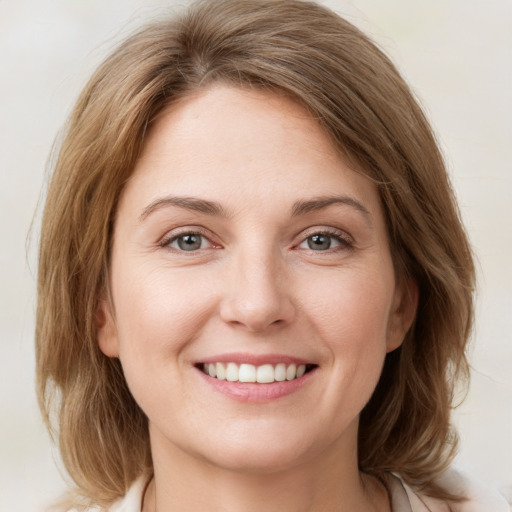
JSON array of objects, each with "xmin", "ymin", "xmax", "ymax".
[{"xmin": 98, "ymin": 85, "xmax": 415, "ymax": 474}]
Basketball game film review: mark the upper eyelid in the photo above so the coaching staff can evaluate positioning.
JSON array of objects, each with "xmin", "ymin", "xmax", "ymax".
[
  {"xmin": 159, "ymin": 226, "xmax": 217, "ymax": 246},
  {"xmin": 157, "ymin": 225, "xmax": 353, "ymax": 247},
  {"xmin": 295, "ymin": 226, "xmax": 355, "ymax": 250},
  {"xmin": 296, "ymin": 226, "xmax": 353, "ymax": 242},
  {"xmin": 167, "ymin": 233, "xmax": 213, "ymax": 252}
]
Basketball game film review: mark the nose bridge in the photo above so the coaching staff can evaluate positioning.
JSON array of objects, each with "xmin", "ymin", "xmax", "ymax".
[{"xmin": 220, "ymin": 240, "xmax": 294, "ymax": 331}]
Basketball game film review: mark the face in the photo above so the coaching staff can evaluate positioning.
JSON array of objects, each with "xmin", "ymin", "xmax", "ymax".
[{"xmin": 98, "ymin": 85, "xmax": 416, "ymax": 474}]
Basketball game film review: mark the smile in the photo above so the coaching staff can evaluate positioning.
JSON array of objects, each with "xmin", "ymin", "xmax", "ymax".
[{"xmin": 199, "ymin": 362, "xmax": 316, "ymax": 383}]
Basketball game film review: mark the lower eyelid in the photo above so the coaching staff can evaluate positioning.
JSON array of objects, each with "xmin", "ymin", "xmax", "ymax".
[
  {"xmin": 159, "ymin": 229, "xmax": 352, "ymax": 252},
  {"xmin": 160, "ymin": 231, "xmax": 214, "ymax": 250},
  {"xmin": 297, "ymin": 231, "xmax": 353, "ymax": 249},
  {"xmin": 172, "ymin": 235, "xmax": 209, "ymax": 250}
]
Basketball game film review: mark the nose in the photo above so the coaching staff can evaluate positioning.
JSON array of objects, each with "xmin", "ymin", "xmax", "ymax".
[{"xmin": 219, "ymin": 250, "xmax": 295, "ymax": 332}]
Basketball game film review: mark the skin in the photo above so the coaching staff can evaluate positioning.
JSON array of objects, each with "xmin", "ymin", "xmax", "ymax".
[{"xmin": 98, "ymin": 85, "xmax": 417, "ymax": 512}]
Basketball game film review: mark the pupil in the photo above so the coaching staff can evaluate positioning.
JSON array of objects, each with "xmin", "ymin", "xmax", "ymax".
[
  {"xmin": 308, "ymin": 234, "xmax": 331, "ymax": 250},
  {"xmin": 178, "ymin": 234, "xmax": 201, "ymax": 251}
]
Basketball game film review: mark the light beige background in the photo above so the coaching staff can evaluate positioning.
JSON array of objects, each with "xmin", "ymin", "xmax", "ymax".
[{"xmin": 1, "ymin": 0, "xmax": 511, "ymax": 510}]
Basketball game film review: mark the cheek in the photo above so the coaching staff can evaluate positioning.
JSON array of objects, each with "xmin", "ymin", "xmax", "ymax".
[
  {"xmin": 109, "ymin": 266, "xmax": 220, "ymax": 423},
  {"xmin": 111, "ymin": 264, "xmax": 218, "ymax": 365},
  {"xmin": 300, "ymin": 267, "xmax": 393, "ymax": 395},
  {"xmin": 303, "ymin": 267, "xmax": 394, "ymax": 345}
]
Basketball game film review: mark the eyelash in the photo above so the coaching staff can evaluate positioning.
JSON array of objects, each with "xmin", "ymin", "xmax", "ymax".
[
  {"xmin": 296, "ymin": 228, "xmax": 354, "ymax": 252},
  {"xmin": 158, "ymin": 227, "xmax": 354, "ymax": 253},
  {"xmin": 159, "ymin": 228, "xmax": 217, "ymax": 252}
]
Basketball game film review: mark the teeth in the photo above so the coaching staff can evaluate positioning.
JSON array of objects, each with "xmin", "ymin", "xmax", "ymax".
[
  {"xmin": 275, "ymin": 363, "xmax": 286, "ymax": 381},
  {"xmin": 239, "ymin": 363, "xmax": 256, "ymax": 383},
  {"xmin": 226, "ymin": 362, "xmax": 239, "ymax": 382},
  {"xmin": 216, "ymin": 362, "xmax": 226, "ymax": 380},
  {"xmin": 201, "ymin": 362, "xmax": 310, "ymax": 383},
  {"xmin": 257, "ymin": 364, "xmax": 274, "ymax": 383},
  {"xmin": 286, "ymin": 364, "xmax": 296, "ymax": 381}
]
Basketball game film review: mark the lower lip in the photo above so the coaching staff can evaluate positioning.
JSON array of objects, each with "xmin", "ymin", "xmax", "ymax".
[{"xmin": 195, "ymin": 367, "xmax": 316, "ymax": 403}]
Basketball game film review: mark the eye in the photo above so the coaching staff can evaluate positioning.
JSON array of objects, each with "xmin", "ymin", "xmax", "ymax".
[
  {"xmin": 166, "ymin": 232, "xmax": 212, "ymax": 252},
  {"xmin": 298, "ymin": 231, "xmax": 351, "ymax": 251}
]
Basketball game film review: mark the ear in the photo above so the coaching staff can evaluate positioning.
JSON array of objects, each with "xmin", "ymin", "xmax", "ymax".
[
  {"xmin": 96, "ymin": 298, "xmax": 120, "ymax": 358},
  {"xmin": 386, "ymin": 277, "xmax": 418, "ymax": 353}
]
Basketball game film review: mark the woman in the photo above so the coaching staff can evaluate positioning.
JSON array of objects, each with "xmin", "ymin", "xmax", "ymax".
[{"xmin": 36, "ymin": 0, "xmax": 510, "ymax": 510}]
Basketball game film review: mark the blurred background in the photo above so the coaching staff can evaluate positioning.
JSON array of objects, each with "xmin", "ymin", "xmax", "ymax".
[{"xmin": 0, "ymin": 0, "xmax": 510, "ymax": 509}]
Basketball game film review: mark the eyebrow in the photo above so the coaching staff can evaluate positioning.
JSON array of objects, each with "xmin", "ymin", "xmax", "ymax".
[
  {"xmin": 139, "ymin": 194, "xmax": 371, "ymax": 223},
  {"xmin": 139, "ymin": 195, "xmax": 227, "ymax": 222},
  {"xmin": 292, "ymin": 195, "xmax": 371, "ymax": 221}
]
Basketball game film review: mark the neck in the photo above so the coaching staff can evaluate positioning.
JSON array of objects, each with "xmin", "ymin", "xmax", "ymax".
[{"xmin": 143, "ymin": 423, "xmax": 390, "ymax": 512}]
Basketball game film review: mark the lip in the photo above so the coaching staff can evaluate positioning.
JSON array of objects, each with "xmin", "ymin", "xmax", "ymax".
[
  {"xmin": 194, "ymin": 353, "xmax": 318, "ymax": 403},
  {"xmin": 197, "ymin": 353, "xmax": 313, "ymax": 366}
]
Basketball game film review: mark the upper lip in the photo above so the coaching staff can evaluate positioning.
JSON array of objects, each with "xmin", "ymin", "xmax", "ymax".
[{"xmin": 196, "ymin": 353, "xmax": 315, "ymax": 366}]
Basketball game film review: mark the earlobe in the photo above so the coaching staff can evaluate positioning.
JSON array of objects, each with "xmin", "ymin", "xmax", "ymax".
[
  {"xmin": 96, "ymin": 298, "xmax": 120, "ymax": 358},
  {"xmin": 386, "ymin": 277, "xmax": 419, "ymax": 353}
]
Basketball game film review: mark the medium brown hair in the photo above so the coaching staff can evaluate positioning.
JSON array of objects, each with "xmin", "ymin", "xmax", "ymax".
[{"xmin": 36, "ymin": 0, "xmax": 475, "ymax": 506}]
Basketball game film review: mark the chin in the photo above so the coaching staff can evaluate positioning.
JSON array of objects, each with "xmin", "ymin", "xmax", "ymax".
[
  {"xmin": 187, "ymin": 423, "xmax": 334, "ymax": 475},
  {"xmin": 203, "ymin": 444, "xmax": 311, "ymax": 475}
]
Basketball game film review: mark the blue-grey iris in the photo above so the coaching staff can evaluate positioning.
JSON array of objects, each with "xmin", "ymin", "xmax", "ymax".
[
  {"xmin": 178, "ymin": 234, "xmax": 202, "ymax": 251},
  {"xmin": 308, "ymin": 234, "xmax": 331, "ymax": 250}
]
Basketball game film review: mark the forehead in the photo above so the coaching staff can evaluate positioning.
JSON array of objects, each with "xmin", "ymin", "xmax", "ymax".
[
  {"xmin": 120, "ymin": 84, "xmax": 382, "ymax": 220},
  {"xmin": 139, "ymin": 85, "xmax": 338, "ymax": 174}
]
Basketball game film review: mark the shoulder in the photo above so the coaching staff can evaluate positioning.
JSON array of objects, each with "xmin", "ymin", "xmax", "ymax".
[
  {"xmin": 62, "ymin": 476, "xmax": 147, "ymax": 512},
  {"xmin": 395, "ymin": 468, "xmax": 511, "ymax": 512},
  {"xmin": 108, "ymin": 477, "xmax": 147, "ymax": 512}
]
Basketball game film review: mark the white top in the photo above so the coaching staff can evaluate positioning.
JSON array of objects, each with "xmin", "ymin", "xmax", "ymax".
[
  {"xmin": 388, "ymin": 469, "xmax": 511, "ymax": 511},
  {"xmin": 68, "ymin": 468, "xmax": 511, "ymax": 512}
]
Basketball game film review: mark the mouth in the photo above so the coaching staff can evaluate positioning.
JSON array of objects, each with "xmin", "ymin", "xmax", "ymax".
[{"xmin": 196, "ymin": 362, "xmax": 317, "ymax": 383}]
